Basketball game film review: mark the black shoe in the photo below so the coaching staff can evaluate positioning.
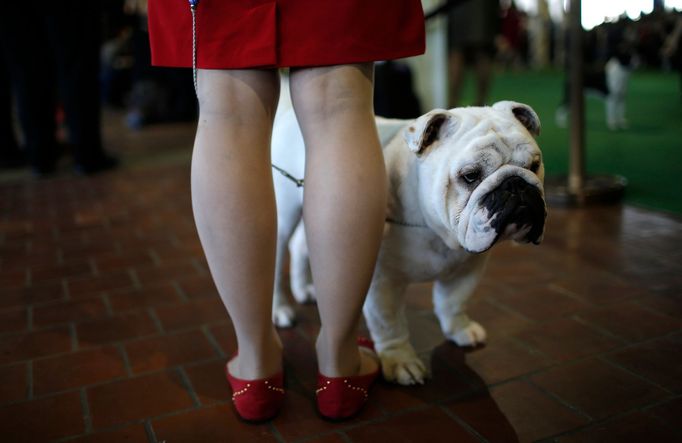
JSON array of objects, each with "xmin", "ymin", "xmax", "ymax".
[{"xmin": 74, "ymin": 154, "xmax": 119, "ymax": 175}]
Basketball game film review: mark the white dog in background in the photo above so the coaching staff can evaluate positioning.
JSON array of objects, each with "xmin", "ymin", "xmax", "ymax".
[
  {"xmin": 271, "ymin": 84, "xmax": 547, "ymax": 385},
  {"xmin": 556, "ymin": 55, "xmax": 633, "ymax": 131}
]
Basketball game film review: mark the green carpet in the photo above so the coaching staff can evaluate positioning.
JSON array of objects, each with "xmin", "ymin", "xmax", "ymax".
[{"xmin": 461, "ymin": 69, "xmax": 682, "ymax": 215}]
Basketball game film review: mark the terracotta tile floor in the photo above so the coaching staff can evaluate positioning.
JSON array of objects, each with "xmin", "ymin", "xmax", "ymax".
[{"xmin": 1, "ymin": 115, "xmax": 681, "ymax": 442}]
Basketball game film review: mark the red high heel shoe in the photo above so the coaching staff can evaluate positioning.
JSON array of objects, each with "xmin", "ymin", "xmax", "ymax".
[
  {"xmin": 316, "ymin": 337, "xmax": 381, "ymax": 420},
  {"xmin": 225, "ymin": 356, "xmax": 285, "ymax": 422}
]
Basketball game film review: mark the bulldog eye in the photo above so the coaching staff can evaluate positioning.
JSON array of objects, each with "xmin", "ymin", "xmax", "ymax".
[
  {"xmin": 530, "ymin": 161, "xmax": 540, "ymax": 174},
  {"xmin": 461, "ymin": 170, "xmax": 482, "ymax": 184}
]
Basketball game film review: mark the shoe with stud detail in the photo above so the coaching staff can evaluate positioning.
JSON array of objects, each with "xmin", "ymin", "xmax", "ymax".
[
  {"xmin": 316, "ymin": 337, "xmax": 380, "ymax": 420},
  {"xmin": 225, "ymin": 355, "xmax": 285, "ymax": 422}
]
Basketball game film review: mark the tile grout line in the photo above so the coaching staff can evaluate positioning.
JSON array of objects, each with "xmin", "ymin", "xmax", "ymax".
[
  {"xmin": 597, "ymin": 354, "xmax": 675, "ymax": 395},
  {"xmin": 547, "ymin": 282, "xmax": 594, "ymax": 303},
  {"xmin": 599, "ymin": 329, "xmax": 680, "ymax": 358},
  {"xmin": 439, "ymin": 405, "xmax": 489, "ymax": 442},
  {"xmin": 128, "ymin": 269, "xmax": 142, "ymax": 290},
  {"xmin": 490, "ymin": 326, "xmax": 681, "ymax": 416},
  {"xmin": 190, "ymin": 256, "xmax": 207, "ymax": 275},
  {"xmin": 0, "ymin": 327, "xmax": 229, "ymax": 367},
  {"xmin": 482, "ymin": 295, "xmax": 536, "ymax": 324},
  {"xmin": 329, "ymin": 404, "xmax": 434, "ymax": 436},
  {"xmin": 148, "ymin": 249, "xmax": 161, "ymax": 266},
  {"xmin": 171, "ymin": 280, "xmax": 189, "ymax": 303},
  {"xmin": 89, "ymin": 257, "xmax": 99, "ymax": 277},
  {"xmin": 536, "ymin": 400, "xmax": 681, "ymax": 442},
  {"xmin": 292, "ymin": 431, "xmax": 352, "ymax": 443},
  {"xmin": 62, "ymin": 278, "xmax": 70, "ymax": 301},
  {"xmin": 0, "ymin": 367, "xmax": 207, "ymax": 408},
  {"xmin": 201, "ymin": 325, "xmax": 227, "ymax": 360},
  {"xmin": 641, "ymin": 394, "xmax": 682, "ymax": 418},
  {"xmin": 570, "ymin": 314, "xmax": 629, "ymax": 344},
  {"xmin": 26, "ymin": 305, "xmax": 33, "ymax": 332},
  {"xmin": 101, "ymin": 292, "xmax": 114, "ymax": 316},
  {"xmin": 632, "ymin": 296, "xmax": 682, "ymax": 320},
  {"xmin": 69, "ymin": 322, "xmax": 79, "ymax": 351},
  {"xmin": 507, "ymin": 335, "xmax": 556, "ymax": 362},
  {"xmin": 147, "ymin": 307, "xmax": 165, "ymax": 335},
  {"xmin": 144, "ymin": 419, "xmax": 159, "ymax": 443},
  {"xmin": 116, "ymin": 343, "xmax": 135, "ymax": 377},
  {"xmin": 80, "ymin": 387, "xmax": 93, "ymax": 433},
  {"xmin": 267, "ymin": 421, "xmax": 287, "ymax": 443},
  {"xmin": 137, "ymin": 402, "xmax": 233, "ymax": 426},
  {"xmin": 26, "ymin": 361, "xmax": 34, "ymax": 400},
  {"xmin": 525, "ymin": 377, "xmax": 594, "ymax": 421},
  {"xmin": 176, "ymin": 366, "xmax": 202, "ymax": 408}
]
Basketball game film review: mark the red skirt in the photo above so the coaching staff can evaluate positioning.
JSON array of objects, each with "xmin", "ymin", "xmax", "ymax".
[{"xmin": 148, "ymin": 0, "xmax": 425, "ymax": 69}]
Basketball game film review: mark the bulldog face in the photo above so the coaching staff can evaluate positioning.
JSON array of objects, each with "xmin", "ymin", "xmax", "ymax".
[{"xmin": 403, "ymin": 101, "xmax": 546, "ymax": 253}]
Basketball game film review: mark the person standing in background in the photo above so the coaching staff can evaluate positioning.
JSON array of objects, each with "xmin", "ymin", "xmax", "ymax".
[
  {"xmin": 0, "ymin": 62, "xmax": 26, "ymax": 170},
  {"xmin": 447, "ymin": 0, "xmax": 502, "ymax": 107},
  {"xmin": 0, "ymin": 2, "xmax": 118, "ymax": 176}
]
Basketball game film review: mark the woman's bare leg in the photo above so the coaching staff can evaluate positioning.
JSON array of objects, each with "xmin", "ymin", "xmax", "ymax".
[
  {"xmin": 289, "ymin": 64, "xmax": 385, "ymax": 377},
  {"xmin": 191, "ymin": 68, "xmax": 282, "ymax": 380}
]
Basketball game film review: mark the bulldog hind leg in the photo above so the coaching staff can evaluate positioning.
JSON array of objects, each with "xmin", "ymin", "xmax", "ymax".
[
  {"xmin": 433, "ymin": 258, "xmax": 488, "ymax": 347},
  {"xmin": 364, "ymin": 278, "xmax": 428, "ymax": 385},
  {"xmin": 272, "ymin": 205, "xmax": 303, "ymax": 328},
  {"xmin": 289, "ymin": 221, "xmax": 316, "ymax": 304}
]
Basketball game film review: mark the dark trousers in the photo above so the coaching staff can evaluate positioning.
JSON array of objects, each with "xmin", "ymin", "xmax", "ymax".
[
  {"xmin": 0, "ymin": 62, "xmax": 19, "ymax": 157},
  {"xmin": 0, "ymin": 2, "xmax": 104, "ymax": 171}
]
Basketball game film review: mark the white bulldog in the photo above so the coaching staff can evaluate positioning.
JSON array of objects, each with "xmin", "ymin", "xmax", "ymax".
[{"xmin": 271, "ymin": 91, "xmax": 546, "ymax": 386}]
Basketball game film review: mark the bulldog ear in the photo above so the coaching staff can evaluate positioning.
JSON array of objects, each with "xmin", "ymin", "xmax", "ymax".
[
  {"xmin": 492, "ymin": 101, "xmax": 541, "ymax": 136},
  {"xmin": 403, "ymin": 109, "xmax": 453, "ymax": 156}
]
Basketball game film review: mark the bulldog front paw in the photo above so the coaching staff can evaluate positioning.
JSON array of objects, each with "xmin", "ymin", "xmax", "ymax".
[
  {"xmin": 447, "ymin": 321, "xmax": 487, "ymax": 347},
  {"xmin": 272, "ymin": 305, "xmax": 296, "ymax": 328},
  {"xmin": 291, "ymin": 283, "xmax": 316, "ymax": 304},
  {"xmin": 379, "ymin": 345, "xmax": 428, "ymax": 386}
]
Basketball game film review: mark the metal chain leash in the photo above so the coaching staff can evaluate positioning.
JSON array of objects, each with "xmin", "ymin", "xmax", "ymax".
[
  {"xmin": 187, "ymin": 0, "xmax": 304, "ymax": 188},
  {"xmin": 189, "ymin": 0, "xmax": 199, "ymax": 95}
]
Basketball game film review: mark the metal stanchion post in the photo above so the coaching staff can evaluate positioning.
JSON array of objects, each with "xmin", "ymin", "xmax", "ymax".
[
  {"xmin": 568, "ymin": 0, "xmax": 585, "ymax": 202},
  {"xmin": 544, "ymin": 0, "xmax": 626, "ymax": 207}
]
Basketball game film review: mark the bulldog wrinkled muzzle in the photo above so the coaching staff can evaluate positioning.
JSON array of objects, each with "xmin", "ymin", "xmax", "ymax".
[{"xmin": 480, "ymin": 176, "xmax": 546, "ymax": 246}]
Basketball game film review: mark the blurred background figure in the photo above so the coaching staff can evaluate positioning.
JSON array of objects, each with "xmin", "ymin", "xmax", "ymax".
[
  {"xmin": 373, "ymin": 60, "xmax": 423, "ymax": 119},
  {"xmin": 447, "ymin": 0, "xmax": 502, "ymax": 107},
  {"xmin": 0, "ymin": 62, "xmax": 26, "ymax": 170},
  {"xmin": 0, "ymin": 1, "xmax": 118, "ymax": 176},
  {"xmin": 662, "ymin": 15, "xmax": 682, "ymax": 99},
  {"xmin": 100, "ymin": 0, "xmax": 196, "ymax": 130},
  {"xmin": 555, "ymin": 14, "xmax": 639, "ymax": 131},
  {"xmin": 497, "ymin": 1, "xmax": 530, "ymax": 70}
]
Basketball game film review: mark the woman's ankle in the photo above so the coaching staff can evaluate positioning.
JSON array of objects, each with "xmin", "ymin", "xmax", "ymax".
[
  {"xmin": 315, "ymin": 331, "xmax": 371, "ymax": 377},
  {"xmin": 229, "ymin": 331, "xmax": 283, "ymax": 379}
]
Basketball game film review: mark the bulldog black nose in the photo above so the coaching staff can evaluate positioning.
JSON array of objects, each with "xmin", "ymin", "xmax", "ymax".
[{"xmin": 481, "ymin": 176, "xmax": 546, "ymax": 244}]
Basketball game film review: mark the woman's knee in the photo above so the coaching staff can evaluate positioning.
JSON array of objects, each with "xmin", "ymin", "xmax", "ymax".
[
  {"xmin": 196, "ymin": 68, "xmax": 280, "ymax": 122},
  {"xmin": 289, "ymin": 64, "xmax": 374, "ymax": 121}
]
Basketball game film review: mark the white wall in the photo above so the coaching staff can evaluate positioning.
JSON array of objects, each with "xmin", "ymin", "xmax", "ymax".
[{"xmin": 403, "ymin": 0, "xmax": 449, "ymax": 112}]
